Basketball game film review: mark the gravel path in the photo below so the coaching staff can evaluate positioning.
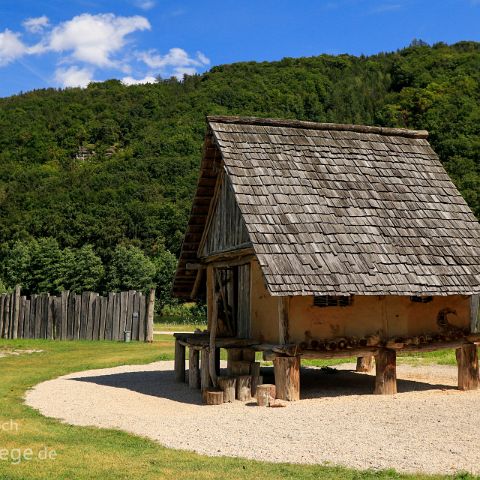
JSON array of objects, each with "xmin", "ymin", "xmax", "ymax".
[{"xmin": 25, "ymin": 361, "xmax": 480, "ymax": 475}]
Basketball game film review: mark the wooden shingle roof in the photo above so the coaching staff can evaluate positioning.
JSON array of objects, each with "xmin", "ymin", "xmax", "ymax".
[{"xmin": 173, "ymin": 116, "xmax": 480, "ymax": 297}]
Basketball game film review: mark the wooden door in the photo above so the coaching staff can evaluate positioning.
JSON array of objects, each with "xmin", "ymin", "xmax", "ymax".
[{"xmin": 214, "ymin": 263, "xmax": 251, "ymax": 338}]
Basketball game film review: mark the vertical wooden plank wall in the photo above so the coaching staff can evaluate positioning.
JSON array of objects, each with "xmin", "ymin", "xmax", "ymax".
[{"xmin": 0, "ymin": 288, "xmax": 153, "ymax": 341}]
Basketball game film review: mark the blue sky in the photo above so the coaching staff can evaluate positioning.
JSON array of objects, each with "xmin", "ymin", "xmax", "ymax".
[{"xmin": 0, "ymin": 0, "xmax": 479, "ymax": 97}]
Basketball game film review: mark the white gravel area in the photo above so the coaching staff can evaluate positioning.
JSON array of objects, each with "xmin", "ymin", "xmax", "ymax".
[{"xmin": 25, "ymin": 360, "xmax": 480, "ymax": 475}]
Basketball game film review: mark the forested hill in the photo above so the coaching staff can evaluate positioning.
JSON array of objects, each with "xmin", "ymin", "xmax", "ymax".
[{"xmin": 0, "ymin": 41, "xmax": 479, "ymax": 295}]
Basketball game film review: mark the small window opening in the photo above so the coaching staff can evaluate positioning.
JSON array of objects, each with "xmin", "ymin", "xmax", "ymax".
[
  {"xmin": 410, "ymin": 296, "xmax": 433, "ymax": 303},
  {"xmin": 313, "ymin": 295, "xmax": 353, "ymax": 307}
]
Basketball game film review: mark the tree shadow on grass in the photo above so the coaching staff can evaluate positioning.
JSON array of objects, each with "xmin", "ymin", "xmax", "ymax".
[{"xmin": 69, "ymin": 364, "xmax": 456, "ymax": 404}]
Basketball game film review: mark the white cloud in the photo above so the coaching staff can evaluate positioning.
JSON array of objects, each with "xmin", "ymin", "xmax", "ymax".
[
  {"xmin": 135, "ymin": 0, "xmax": 156, "ymax": 10},
  {"xmin": 23, "ymin": 16, "xmax": 50, "ymax": 34},
  {"xmin": 55, "ymin": 65, "xmax": 93, "ymax": 87},
  {"xmin": 0, "ymin": 29, "xmax": 27, "ymax": 66},
  {"xmin": 138, "ymin": 48, "xmax": 210, "ymax": 78},
  {"xmin": 122, "ymin": 75, "xmax": 157, "ymax": 85},
  {"xmin": 0, "ymin": 13, "xmax": 210, "ymax": 90},
  {"xmin": 45, "ymin": 13, "xmax": 150, "ymax": 67}
]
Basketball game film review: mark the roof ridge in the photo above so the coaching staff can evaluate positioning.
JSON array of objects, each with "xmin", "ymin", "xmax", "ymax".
[{"xmin": 207, "ymin": 115, "xmax": 429, "ymax": 139}]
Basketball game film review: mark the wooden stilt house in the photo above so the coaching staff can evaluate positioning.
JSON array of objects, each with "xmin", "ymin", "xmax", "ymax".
[{"xmin": 173, "ymin": 116, "xmax": 480, "ymax": 401}]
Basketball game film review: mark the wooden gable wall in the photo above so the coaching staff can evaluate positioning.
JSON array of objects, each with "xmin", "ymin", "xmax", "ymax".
[{"xmin": 200, "ymin": 174, "xmax": 251, "ymax": 258}]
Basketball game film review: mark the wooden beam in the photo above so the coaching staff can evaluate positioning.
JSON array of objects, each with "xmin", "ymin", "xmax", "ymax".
[
  {"xmin": 203, "ymin": 254, "xmax": 254, "ymax": 270},
  {"xmin": 278, "ymin": 296, "xmax": 290, "ymax": 345},
  {"xmin": 201, "ymin": 246, "xmax": 254, "ymax": 265},
  {"xmin": 471, "ymin": 295, "xmax": 480, "ymax": 333},
  {"xmin": 208, "ymin": 287, "xmax": 219, "ymax": 387},
  {"xmin": 190, "ymin": 268, "xmax": 204, "ymax": 300}
]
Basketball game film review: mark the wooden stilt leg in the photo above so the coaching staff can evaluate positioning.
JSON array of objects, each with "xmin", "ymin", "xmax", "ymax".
[
  {"xmin": 227, "ymin": 348, "xmax": 242, "ymax": 374},
  {"xmin": 200, "ymin": 348, "xmax": 211, "ymax": 391},
  {"xmin": 273, "ymin": 355, "xmax": 300, "ymax": 401},
  {"xmin": 374, "ymin": 348, "xmax": 397, "ymax": 395},
  {"xmin": 456, "ymin": 344, "xmax": 479, "ymax": 391},
  {"xmin": 356, "ymin": 355, "xmax": 374, "ymax": 373},
  {"xmin": 242, "ymin": 348, "xmax": 256, "ymax": 362},
  {"xmin": 188, "ymin": 348, "xmax": 200, "ymax": 389},
  {"xmin": 174, "ymin": 340, "xmax": 186, "ymax": 382},
  {"xmin": 215, "ymin": 347, "xmax": 221, "ymax": 376}
]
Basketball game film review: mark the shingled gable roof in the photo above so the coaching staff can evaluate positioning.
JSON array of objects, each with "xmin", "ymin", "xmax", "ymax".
[{"xmin": 173, "ymin": 115, "xmax": 480, "ymax": 298}]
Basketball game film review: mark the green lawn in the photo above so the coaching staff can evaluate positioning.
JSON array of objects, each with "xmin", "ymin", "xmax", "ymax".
[{"xmin": 0, "ymin": 338, "xmax": 472, "ymax": 480}]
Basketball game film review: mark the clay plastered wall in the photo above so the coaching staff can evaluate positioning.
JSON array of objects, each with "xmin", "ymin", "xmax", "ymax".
[
  {"xmin": 250, "ymin": 260, "xmax": 279, "ymax": 343},
  {"xmin": 288, "ymin": 295, "xmax": 471, "ymax": 343}
]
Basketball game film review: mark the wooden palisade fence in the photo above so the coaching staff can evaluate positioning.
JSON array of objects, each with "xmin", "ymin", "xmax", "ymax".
[{"xmin": 0, "ymin": 286, "xmax": 155, "ymax": 342}]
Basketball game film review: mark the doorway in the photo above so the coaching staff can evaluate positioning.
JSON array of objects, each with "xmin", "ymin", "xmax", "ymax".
[{"xmin": 214, "ymin": 263, "xmax": 251, "ymax": 338}]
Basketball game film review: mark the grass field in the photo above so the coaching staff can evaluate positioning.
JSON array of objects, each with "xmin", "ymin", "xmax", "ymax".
[{"xmin": 0, "ymin": 336, "xmax": 472, "ymax": 480}]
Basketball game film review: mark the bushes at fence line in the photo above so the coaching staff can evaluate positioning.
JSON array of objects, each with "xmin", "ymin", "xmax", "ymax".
[
  {"xmin": 0, "ymin": 239, "xmax": 176, "ymax": 309},
  {"xmin": 0, "ymin": 287, "xmax": 155, "ymax": 341}
]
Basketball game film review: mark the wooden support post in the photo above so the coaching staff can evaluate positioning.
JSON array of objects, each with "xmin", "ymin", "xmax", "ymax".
[
  {"xmin": 200, "ymin": 348, "xmax": 211, "ymax": 391},
  {"xmin": 242, "ymin": 349, "xmax": 256, "ymax": 362},
  {"xmin": 273, "ymin": 355, "xmax": 300, "ymax": 401},
  {"xmin": 217, "ymin": 376, "xmax": 236, "ymax": 402},
  {"xmin": 356, "ymin": 356, "xmax": 374, "ymax": 373},
  {"xmin": 256, "ymin": 384, "xmax": 276, "ymax": 406},
  {"xmin": 250, "ymin": 361, "xmax": 261, "ymax": 397},
  {"xmin": 208, "ymin": 283, "xmax": 220, "ymax": 387},
  {"xmin": 227, "ymin": 348, "xmax": 243, "ymax": 374},
  {"xmin": 188, "ymin": 348, "xmax": 200, "ymax": 389},
  {"xmin": 236, "ymin": 375, "xmax": 252, "ymax": 401},
  {"xmin": 145, "ymin": 288, "xmax": 155, "ymax": 342},
  {"xmin": 215, "ymin": 347, "xmax": 221, "ymax": 376},
  {"xmin": 230, "ymin": 360, "xmax": 251, "ymax": 376},
  {"xmin": 374, "ymin": 348, "xmax": 397, "ymax": 395},
  {"xmin": 456, "ymin": 344, "xmax": 479, "ymax": 391},
  {"xmin": 278, "ymin": 296, "xmax": 290, "ymax": 344},
  {"xmin": 174, "ymin": 340, "xmax": 186, "ymax": 382}
]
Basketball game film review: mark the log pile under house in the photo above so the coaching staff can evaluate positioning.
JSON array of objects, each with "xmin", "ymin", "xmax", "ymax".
[{"xmin": 173, "ymin": 115, "xmax": 480, "ymax": 402}]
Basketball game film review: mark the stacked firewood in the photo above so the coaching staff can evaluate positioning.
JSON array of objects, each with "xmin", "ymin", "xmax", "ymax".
[{"xmin": 300, "ymin": 323, "xmax": 473, "ymax": 352}]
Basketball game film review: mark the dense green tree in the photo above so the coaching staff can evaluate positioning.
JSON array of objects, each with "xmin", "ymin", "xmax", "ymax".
[
  {"xmin": 63, "ymin": 245, "xmax": 104, "ymax": 293},
  {"xmin": 105, "ymin": 245, "xmax": 156, "ymax": 292},
  {"xmin": 152, "ymin": 245, "xmax": 178, "ymax": 309},
  {"xmin": 28, "ymin": 238, "xmax": 66, "ymax": 294}
]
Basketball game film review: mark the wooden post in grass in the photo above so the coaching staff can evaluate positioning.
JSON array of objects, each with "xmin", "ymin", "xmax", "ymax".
[
  {"xmin": 356, "ymin": 356, "xmax": 374, "ymax": 373},
  {"xmin": 374, "ymin": 348, "xmax": 397, "ymax": 395},
  {"xmin": 273, "ymin": 355, "xmax": 300, "ymax": 401},
  {"xmin": 174, "ymin": 340, "xmax": 186, "ymax": 382},
  {"xmin": 11, "ymin": 285, "xmax": 20, "ymax": 340},
  {"xmin": 145, "ymin": 288, "xmax": 155, "ymax": 342},
  {"xmin": 456, "ymin": 344, "xmax": 479, "ymax": 391}
]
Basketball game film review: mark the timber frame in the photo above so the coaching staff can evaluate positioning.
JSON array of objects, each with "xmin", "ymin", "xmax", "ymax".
[{"xmin": 173, "ymin": 116, "xmax": 480, "ymax": 402}]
